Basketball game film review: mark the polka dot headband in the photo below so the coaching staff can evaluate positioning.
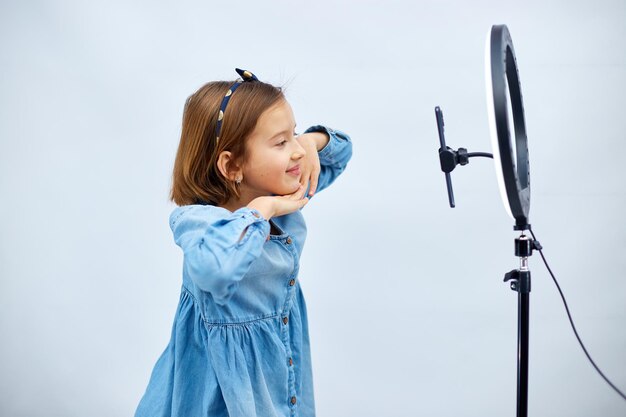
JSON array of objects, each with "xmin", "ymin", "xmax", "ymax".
[{"xmin": 214, "ymin": 68, "xmax": 259, "ymax": 143}]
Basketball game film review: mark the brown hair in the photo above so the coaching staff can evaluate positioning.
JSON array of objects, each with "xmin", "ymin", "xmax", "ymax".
[{"xmin": 170, "ymin": 80, "xmax": 284, "ymax": 206}]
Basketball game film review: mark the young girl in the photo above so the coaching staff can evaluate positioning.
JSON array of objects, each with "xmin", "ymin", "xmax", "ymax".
[{"xmin": 135, "ymin": 68, "xmax": 352, "ymax": 417}]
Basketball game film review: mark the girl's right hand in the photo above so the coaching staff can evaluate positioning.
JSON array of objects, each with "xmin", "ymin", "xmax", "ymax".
[{"xmin": 247, "ymin": 184, "xmax": 309, "ymax": 220}]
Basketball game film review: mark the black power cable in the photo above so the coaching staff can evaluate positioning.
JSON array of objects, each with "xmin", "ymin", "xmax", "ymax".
[{"xmin": 529, "ymin": 227, "xmax": 626, "ymax": 401}]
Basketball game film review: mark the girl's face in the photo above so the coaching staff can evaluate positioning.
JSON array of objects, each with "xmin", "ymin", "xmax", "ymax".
[{"xmin": 240, "ymin": 99, "xmax": 306, "ymax": 197}]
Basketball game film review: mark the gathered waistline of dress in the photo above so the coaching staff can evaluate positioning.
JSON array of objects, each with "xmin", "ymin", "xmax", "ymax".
[
  {"xmin": 181, "ymin": 286, "xmax": 284, "ymax": 327},
  {"xmin": 204, "ymin": 312, "xmax": 280, "ymax": 327}
]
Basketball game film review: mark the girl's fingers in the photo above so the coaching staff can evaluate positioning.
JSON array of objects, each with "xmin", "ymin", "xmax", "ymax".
[
  {"xmin": 298, "ymin": 183, "xmax": 308, "ymax": 199},
  {"xmin": 300, "ymin": 178, "xmax": 309, "ymax": 193},
  {"xmin": 309, "ymin": 172, "xmax": 319, "ymax": 196},
  {"xmin": 274, "ymin": 191, "xmax": 308, "ymax": 216},
  {"xmin": 304, "ymin": 163, "xmax": 318, "ymax": 196},
  {"xmin": 300, "ymin": 167, "xmax": 311, "ymax": 189}
]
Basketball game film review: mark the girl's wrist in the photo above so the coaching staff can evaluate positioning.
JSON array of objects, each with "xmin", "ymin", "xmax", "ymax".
[
  {"xmin": 311, "ymin": 132, "xmax": 329, "ymax": 151},
  {"xmin": 299, "ymin": 132, "xmax": 329, "ymax": 152},
  {"xmin": 247, "ymin": 197, "xmax": 274, "ymax": 221}
]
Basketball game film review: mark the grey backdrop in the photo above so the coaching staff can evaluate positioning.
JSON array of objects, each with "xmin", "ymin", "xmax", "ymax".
[{"xmin": 1, "ymin": 0, "xmax": 625, "ymax": 416}]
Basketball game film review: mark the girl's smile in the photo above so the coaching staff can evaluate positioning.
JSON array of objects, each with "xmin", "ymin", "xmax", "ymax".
[{"xmin": 286, "ymin": 164, "xmax": 301, "ymax": 176}]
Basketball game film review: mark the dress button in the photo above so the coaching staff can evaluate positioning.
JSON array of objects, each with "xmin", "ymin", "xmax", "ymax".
[
  {"xmin": 291, "ymin": 396, "xmax": 297, "ymax": 405},
  {"xmin": 286, "ymin": 237, "xmax": 292, "ymax": 244},
  {"xmin": 289, "ymin": 357, "xmax": 293, "ymax": 366},
  {"xmin": 283, "ymin": 316, "xmax": 288, "ymax": 325},
  {"xmin": 289, "ymin": 279, "xmax": 295, "ymax": 286}
]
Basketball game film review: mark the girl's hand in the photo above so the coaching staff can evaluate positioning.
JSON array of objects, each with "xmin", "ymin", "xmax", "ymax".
[
  {"xmin": 248, "ymin": 184, "xmax": 309, "ymax": 220},
  {"xmin": 296, "ymin": 133, "xmax": 323, "ymax": 197}
]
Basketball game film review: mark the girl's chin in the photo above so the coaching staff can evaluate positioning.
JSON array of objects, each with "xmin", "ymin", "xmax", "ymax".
[{"xmin": 272, "ymin": 181, "xmax": 302, "ymax": 196}]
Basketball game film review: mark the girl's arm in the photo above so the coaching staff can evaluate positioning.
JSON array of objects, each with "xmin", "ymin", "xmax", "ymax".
[
  {"xmin": 169, "ymin": 205, "xmax": 269, "ymax": 305},
  {"xmin": 302, "ymin": 125, "xmax": 353, "ymax": 196}
]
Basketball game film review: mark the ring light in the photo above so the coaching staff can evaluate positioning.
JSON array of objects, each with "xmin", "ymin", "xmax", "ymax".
[{"xmin": 485, "ymin": 24, "xmax": 531, "ymax": 230}]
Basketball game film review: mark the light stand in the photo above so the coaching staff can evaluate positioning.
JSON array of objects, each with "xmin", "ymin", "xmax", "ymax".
[
  {"xmin": 503, "ymin": 233, "xmax": 541, "ymax": 417},
  {"xmin": 435, "ymin": 24, "xmax": 540, "ymax": 417}
]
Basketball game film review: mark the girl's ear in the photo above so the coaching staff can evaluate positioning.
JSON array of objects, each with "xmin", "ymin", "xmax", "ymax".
[{"xmin": 217, "ymin": 151, "xmax": 242, "ymax": 181}]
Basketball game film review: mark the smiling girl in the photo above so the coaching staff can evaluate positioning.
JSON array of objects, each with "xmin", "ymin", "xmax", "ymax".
[{"xmin": 134, "ymin": 69, "xmax": 352, "ymax": 417}]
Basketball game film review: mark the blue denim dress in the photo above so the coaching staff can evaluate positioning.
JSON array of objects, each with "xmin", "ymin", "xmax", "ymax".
[{"xmin": 135, "ymin": 126, "xmax": 352, "ymax": 417}]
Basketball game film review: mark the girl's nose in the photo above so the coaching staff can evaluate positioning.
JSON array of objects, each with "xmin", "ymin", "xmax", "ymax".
[{"xmin": 292, "ymin": 140, "xmax": 306, "ymax": 160}]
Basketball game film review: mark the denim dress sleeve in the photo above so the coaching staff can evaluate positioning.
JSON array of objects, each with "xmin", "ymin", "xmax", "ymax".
[
  {"xmin": 169, "ymin": 205, "xmax": 270, "ymax": 305},
  {"xmin": 303, "ymin": 125, "xmax": 353, "ymax": 196}
]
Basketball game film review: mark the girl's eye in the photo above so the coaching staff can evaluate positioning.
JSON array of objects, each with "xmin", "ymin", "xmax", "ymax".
[{"xmin": 278, "ymin": 140, "xmax": 287, "ymax": 146}]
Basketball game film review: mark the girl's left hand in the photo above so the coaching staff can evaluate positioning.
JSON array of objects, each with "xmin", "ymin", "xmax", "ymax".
[{"xmin": 295, "ymin": 133, "xmax": 322, "ymax": 197}]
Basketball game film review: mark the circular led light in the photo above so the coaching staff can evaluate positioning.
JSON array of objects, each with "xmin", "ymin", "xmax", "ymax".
[{"xmin": 485, "ymin": 25, "xmax": 531, "ymax": 230}]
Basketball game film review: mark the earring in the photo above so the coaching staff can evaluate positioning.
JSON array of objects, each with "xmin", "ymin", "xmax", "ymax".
[{"xmin": 235, "ymin": 177, "xmax": 242, "ymax": 185}]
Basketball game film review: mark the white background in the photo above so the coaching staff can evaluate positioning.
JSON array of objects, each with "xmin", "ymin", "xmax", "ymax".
[{"xmin": 1, "ymin": 0, "xmax": 625, "ymax": 416}]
